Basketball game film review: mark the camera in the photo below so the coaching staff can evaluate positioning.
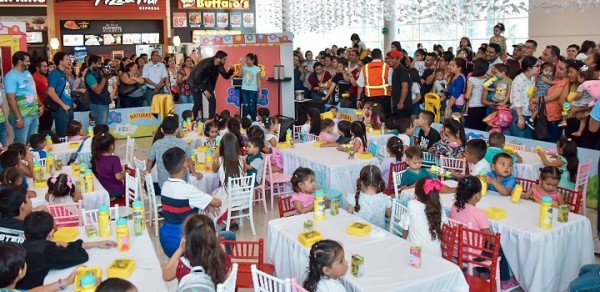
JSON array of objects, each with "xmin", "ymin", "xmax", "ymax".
[{"xmin": 102, "ymin": 65, "xmax": 118, "ymax": 78}]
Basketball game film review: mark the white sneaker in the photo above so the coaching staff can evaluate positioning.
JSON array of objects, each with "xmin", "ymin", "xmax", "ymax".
[{"xmin": 594, "ymin": 238, "xmax": 600, "ymax": 254}]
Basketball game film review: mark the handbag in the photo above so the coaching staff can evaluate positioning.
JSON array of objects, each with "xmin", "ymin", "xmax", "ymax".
[
  {"xmin": 44, "ymin": 72, "xmax": 67, "ymax": 112},
  {"xmin": 118, "ymin": 73, "xmax": 140, "ymax": 96},
  {"xmin": 533, "ymin": 96, "xmax": 551, "ymax": 140}
]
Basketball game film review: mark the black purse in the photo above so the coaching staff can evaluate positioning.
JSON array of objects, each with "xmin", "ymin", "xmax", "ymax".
[{"xmin": 533, "ymin": 96, "xmax": 551, "ymax": 140}]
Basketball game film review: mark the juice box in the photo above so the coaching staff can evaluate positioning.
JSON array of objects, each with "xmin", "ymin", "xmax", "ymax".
[
  {"xmin": 304, "ymin": 220, "xmax": 314, "ymax": 233},
  {"xmin": 558, "ymin": 205, "xmax": 570, "ymax": 222},
  {"xmin": 351, "ymin": 254, "xmax": 364, "ymax": 277},
  {"xmin": 330, "ymin": 199, "xmax": 339, "ymax": 215},
  {"xmin": 410, "ymin": 246, "xmax": 421, "ymax": 268}
]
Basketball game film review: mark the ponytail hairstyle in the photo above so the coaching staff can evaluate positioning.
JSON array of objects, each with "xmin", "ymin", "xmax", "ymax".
[
  {"xmin": 1, "ymin": 167, "xmax": 22, "ymax": 187},
  {"xmin": 214, "ymin": 110, "xmax": 230, "ymax": 130},
  {"xmin": 557, "ymin": 136, "xmax": 578, "ymax": 183},
  {"xmin": 386, "ymin": 136, "xmax": 404, "ymax": 162},
  {"xmin": 307, "ymin": 108, "xmax": 321, "ymax": 135},
  {"xmin": 303, "ymin": 240, "xmax": 344, "ymax": 292},
  {"xmin": 454, "ymin": 176, "xmax": 482, "ymax": 211},
  {"xmin": 91, "ymin": 133, "xmax": 116, "ymax": 172},
  {"xmin": 321, "ymin": 118, "xmax": 335, "ymax": 132},
  {"xmin": 350, "ymin": 121, "xmax": 368, "ymax": 151},
  {"xmin": 354, "ymin": 165, "xmax": 386, "ymax": 212},
  {"xmin": 539, "ymin": 166, "xmax": 562, "ymax": 183},
  {"xmin": 290, "ymin": 167, "xmax": 315, "ymax": 193},
  {"xmin": 247, "ymin": 125, "xmax": 265, "ymax": 142},
  {"xmin": 226, "ymin": 118, "xmax": 244, "ymax": 149},
  {"xmin": 263, "ymin": 116, "xmax": 280, "ymax": 133},
  {"xmin": 494, "ymin": 22, "xmax": 505, "ymax": 33},
  {"xmin": 47, "ymin": 173, "xmax": 75, "ymax": 198},
  {"xmin": 246, "ymin": 53, "xmax": 258, "ymax": 66},
  {"xmin": 415, "ymin": 178, "xmax": 443, "ymax": 241},
  {"xmin": 443, "ymin": 113, "xmax": 466, "ymax": 145},
  {"xmin": 183, "ymin": 214, "xmax": 226, "ymax": 284},
  {"xmin": 336, "ymin": 120, "xmax": 351, "ymax": 137},
  {"xmin": 219, "ymin": 133, "xmax": 242, "ymax": 185},
  {"xmin": 67, "ymin": 120, "xmax": 83, "ymax": 137}
]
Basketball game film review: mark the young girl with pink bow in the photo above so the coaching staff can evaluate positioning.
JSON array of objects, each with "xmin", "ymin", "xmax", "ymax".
[{"xmin": 45, "ymin": 173, "xmax": 82, "ymax": 204}]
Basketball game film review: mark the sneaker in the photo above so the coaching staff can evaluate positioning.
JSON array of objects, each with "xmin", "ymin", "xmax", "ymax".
[
  {"xmin": 558, "ymin": 121, "xmax": 567, "ymax": 128},
  {"xmin": 501, "ymin": 276, "xmax": 519, "ymax": 292},
  {"xmin": 594, "ymin": 238, "xmax": 600, "ymax": 254},
  {"xmin": 525, "ymin": 119, "xmax": 535, "ymax": 130},
  {"xmin": 229, "ymin": 223, "xmax": 240, "ymax": 232}
]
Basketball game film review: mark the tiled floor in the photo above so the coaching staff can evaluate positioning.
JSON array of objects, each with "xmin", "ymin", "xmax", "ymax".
[{"xmin": 116, "ymin": 137, "xmax": 600, "ymax": 292}]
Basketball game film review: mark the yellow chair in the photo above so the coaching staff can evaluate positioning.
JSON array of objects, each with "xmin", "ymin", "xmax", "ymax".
[
  {"xmin": 424, "ymin": 93, "xmax": 441, "ymax": 123},
  {"xmin": 150, "ymin": 94, "xmax": 175, "ymax": 120}
]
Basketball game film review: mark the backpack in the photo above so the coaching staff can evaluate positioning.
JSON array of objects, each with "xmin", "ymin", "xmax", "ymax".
[{"xmin": 177, "ymin": 266, "xmax": 216, "ymax": 292}]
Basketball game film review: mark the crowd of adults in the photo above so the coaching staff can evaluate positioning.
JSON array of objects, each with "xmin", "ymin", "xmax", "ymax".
[{"xmin": 293, "ymin": 33, "xmax": 600, "ymax": 150}]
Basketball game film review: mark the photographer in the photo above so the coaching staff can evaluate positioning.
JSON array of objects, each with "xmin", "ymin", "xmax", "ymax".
[
  {"xmin": 84, "ymin": 54, "xmax": 112, "ymax": 125},
  {"xmin": 47, "ymin": 52, "xmax": 74, "ymax": 138}
]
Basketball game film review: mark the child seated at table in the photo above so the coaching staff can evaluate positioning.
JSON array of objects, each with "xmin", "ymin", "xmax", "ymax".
[
  {"xmin": 45, "ymin": 174, "xmax": 82, "ymax": 204},
  {"xmin": 400, "ymin": 178, "xmax": 448, "ymax": 257},
  {"xmin": 263, "ymin": 117, "xmax": 280, "ymax": 148},
  {"xmin": 303, "ymin": 240, "xmax": 347, "ymax": 292},
  {"xmin": 302, "ymin": 108, "xmax": 322, "ymax": 135},
  {"xmin": 453, "ymin": 139, "xmax": 490, "ymax": 180},
  {"xmin": 319, "ymin": 118, "xmax": 336, "ymax": 142},
  {"xmin": 254, "ymin": 107, "xmax": 270, "ymax": 129},
  {"xmin": 450, "ymin": 176, "xmax": 490, "ymax": 233},
  {"xmin": 96, "ymin": 278, "xmax": 138, "ymax": 292},
  {"xmin": 290, "ymin": 167, "xmax": 317, "ymax": 214},
  {"xmin": 320, "ymin": 120, "xmax": 352, "ymax": 147},
  {"xmin": 215, "ymin": 110, "xmax": 230, "ymax": 137},
  {"xmin": 346, "ymin": 165, "xmax": 391, "ymax": 229},
  {"xmin": 241, "ymin": 116, "xmax": 252, "ymax": 133},
  {"xmin": 536, "ymin": 136, "xmax": 578, "ymax": 190},
  {"xmin": 380, "ymin": 137, "xmax": 404, "ymax": 183},
  {"xmin": 0, "ymin": 242, "xmax": 79, "ymax": 291},
  {"xmin": 204, "ymin": 121, "xmax": 219, "ymax": 149},
  {"xmin": 361, "ymin": 101, "xmax": 384, "ymax": 129},
  {"xmin": 227, "ymin": 118, "xmax": 245, "ymax": 149},
  {"xmin": 181, "ymin": 109, "xmax": 193, "ymax": 122},
  {"xmin": 400, "ymin": 146, "xmax": 433, "ymax": 189},
  {"xmin": 415, "ymin": 110, "xmax": 441, "ymax": 151},
  {"xmin": 430, "ymin": 114, "xmax": 466, "ymax": 159},
  {"xmin": 336, "ymin": 121, "xmax": 367, "ymax": 153},
  {"xmin": 16, "ymin": 211, "xmax": 116, "ymax": 289},
  {"xmin": 7, "ymin": 143, "xmax": 34, "ymax": 178},
  {"xmin": 396, "ymin": 118, "xmax": 414, "ymax": 151},
  {"xmin": 79, "ymin": 124, "xmax": 109, "ymax": 155},
  {"xmin": 0, "ymin": 167, "xmax": 34, "ymax": 198},
  {"xmin": 160, "ymin": 147, "xmax": 223, "ymax": 258},
  {"xmin": 29, "ymin": 133, "xmax": 47, "ymax": 160},
  {"xmin": 0, "ymin": 150, "xmax": 31, "ymax": 192},
  {"xmin": 91, "ymin": 133, "xmax": 125, "ymax": 200},
  {"xmin": 245, "ymin": 137, "xmax": 264, "ymax": 187},
  {"xmin": 483, "ymin": 153, "xmax": 517, "ymax": 196},
  {"xmin": 328, "ymin": 106, "xmax": 340, "ymax": 124},
  {"xmin": 522, "ymin": 166, "xmax": 564, "ymax": 206},
  {"xmin": 162, "ymin": 214, "xmax": 230, "ymax": 284},
  {"xmin": 66, "ymin": 120, "xmax": 86, "ymax": 142},
  {"xmin": 484, "ymin": 132, "xmax": 522, "ymax": 164}
]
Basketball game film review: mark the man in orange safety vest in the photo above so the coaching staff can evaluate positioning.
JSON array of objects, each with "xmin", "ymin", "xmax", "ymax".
[{"xmin": 356, "ymin": 49, "xmax": 393, "ymax": 116}]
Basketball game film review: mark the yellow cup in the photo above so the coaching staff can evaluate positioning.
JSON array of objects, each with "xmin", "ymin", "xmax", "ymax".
[{"xmin": 511, "ymin": 184, "xmax": 523, "ymax": 203}]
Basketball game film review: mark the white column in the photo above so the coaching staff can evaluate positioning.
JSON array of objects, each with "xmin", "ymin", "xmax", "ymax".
[{"xmin": 383, "ymin": 0, "xmax": 398, "ymax": 51}]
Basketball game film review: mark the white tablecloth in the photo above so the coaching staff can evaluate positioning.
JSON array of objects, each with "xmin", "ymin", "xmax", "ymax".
[
  {"xmin": 267, "ymin": 210, "xmax": 468, "ymax": 292},
  {"xmin": 281, "ymin": 143, "xmax": 379, "ymax": 194},
  {"xmin": 183, "ymin": 131, "xmax": 208, "ymax": 148},
  {"xmin": 151, "ymin": 165, "xmax": 219, "ymax": 194},
  {"xmin": 29, "ymin": 165, "xmax": 110, "ymax": 211},
  {"xmin": 44, "ymin": 221, "xmax": 168, "ymax": 291},
  {"xmin": 51, "ymin": 141, "xmax": 83, "ymax": 164},
  {"xmin": 513, "ymin": 150, "xmax": 550, "ymax": 181}
]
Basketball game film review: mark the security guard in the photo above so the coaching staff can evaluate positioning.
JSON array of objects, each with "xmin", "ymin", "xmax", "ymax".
[{"xmin": 356, "ymin": 49, "xmax": 393, "ymax": 116}]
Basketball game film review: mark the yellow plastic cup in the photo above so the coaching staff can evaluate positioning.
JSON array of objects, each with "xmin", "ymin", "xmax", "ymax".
[{"xmin": 511, "ymin": 184, "xmax": 523, "ymax": 203}]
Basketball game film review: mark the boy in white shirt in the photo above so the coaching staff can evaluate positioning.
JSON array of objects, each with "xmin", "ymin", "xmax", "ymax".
[{"xmin": 453, "ymin": 138, "xmax": 491, "ymax": 179}]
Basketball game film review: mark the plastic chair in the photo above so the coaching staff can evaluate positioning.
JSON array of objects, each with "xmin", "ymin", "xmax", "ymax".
[
  {"xmin": 558, "ymin": 186, "xmax": 583, "ymax": 214},
  {"xmin": 264, "ymin": 154, "xmax": 292, "ymax": 210},
  {"xmin": 225, "ymin": 174, "xmax": 257, "ymax": 235},
  {"xmin": 314, "ymin": 168, "xmax": 343, "ymax": 208},
  {"xmin": 278, "ymin": 196, "xmax": 296, "ymax": 218},
  {"xmin": 292, "ymin": 125, "xmax": 303, "ymax": 142},
  {"xmin": 125, "ymin": 172, "xmax": 139, "ymax": 210},
  {"xmin": 253, "ymin": 154, "xmax": 269, "ymax": 214},
  {"xmin": 422, "ymin": 151, "xmax": 439, "ymax": 167},
  {"xmin": 221, "ymin": 239, "xmax": 275, "ymax": 289},
  {"xmin": 441, "ymin": 224, "xmax": 457, "ymax": 261},
  {"xmin": 133, "ymin": 156, "xmax": 146, "ymax": 172},
  {"xmin": 368, "ymin": 141, "xmax": 379, "ymax": 157},
  {"xmin": 439, "ymin": 156, "xmax": 467, "ymax": 177},
  {"xmin": 290, "ymin": 278, "xmax": 308, "ymax": 292},
  {"xmin": 368, "ymin": 141, "xmax": 386, "ymax": 163},
  {"xmin": 389, "ymin": 199, "xmax": 408, "ymax": 236},
  {"xmin": 59, "ymin": 137, "xmax": 68, "ymax": 143},
  {"xmin": 457, "ymin": 225, "xmax": 502, "ymax": 292},
  {"xmin": 308, "ymin": 134, "xmax": 320, "ymax": 141},
  {"xmin": 424, "ymin": 93, "xmax": 441, "ymax": 123},
  {"xmin": 77, "ymin": 152, "xmax": 92, "ymax": 164},
  {"xmin": 144, "ymin": 173, "xmax": 163, "ymax": 236},
  {"xmin": 48, "ymin": 200, "xmax": 83, "ymax": 227},
  {"xmin": 82, "ymin": 204, "xmax": 119, "ymax": 225},
  {"xmin": 575, "ymin": 160, "xmax": 593, "ymax": 215},
  {"xmin": 251, "ymin": 264, "xmax": 290, "ymax": 292},
  {"xmin": 392, "ymin": 171, "xmax": 406, "ymax": 199},
  {"xmin": 216, "ymin": 263, "xmax": 238, "ymax": 292},
  {"xmin": 386, "ymin": 162, "xmax": 407, "ymax": 195},
  {"xmin": 125, "ymin": 135, "xmax": 135, "ymax": 166},
  {"xmin": 515, "ymin": 177, "xmax": 538, "ymax": 194}
]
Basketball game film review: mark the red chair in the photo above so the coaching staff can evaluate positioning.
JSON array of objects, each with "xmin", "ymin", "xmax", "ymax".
[
  {"xmin": 457, "ymin": 225, "xmax": 502, "ymax": 292},
  {"xmin": 385, "ymin": 161, "xmax": 407, "ymax": 195},
  {"xmin": 558, "ymin": 186, "xmax": 582, "ymax": 214},
  {"xmin": 515, "ymin": 177, "xmax": 538, "ymax": 193},
  {"xmin": 221, "ymin": 239, "xmax": 275, "ymax": 289},
  {"xmin": 441, "ymin": 224, "xmax": 457, "ymax": 262},
  {"xmin": 278, "ymin": 196, "xmax": 297, "ymax": 218}
]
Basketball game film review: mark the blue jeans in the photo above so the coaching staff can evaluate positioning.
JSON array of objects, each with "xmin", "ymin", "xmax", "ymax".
[
  {"xmin": 547, "ymin": 120, "xmax": 562, "ymax": 143},
  {"xmin": 9, "ymin": 115, "xmax": 38, "ymax": 144},
  {"xmin": 0, "ymin": 122, "xmax": 7, "ymax": 146},
  {"xmin": 219, "ymin": 231, "xmax": 236, "ymax": 255},
  {"xmin": 241, "ymin": 89, "xmax": 258, "ymax": 121},
  {"xmin": 569, "ymin": 264, "xmax": 600, "ymax": 292},
  {"xmin": 509, "ymin": 109, "xmax": 532, "ymax": 139},
  {"xmin": 90, "ymin": 104, "xmax": 109, "ymax": 125},
  {"xmin": 179, "ymin": 94, "xmax": 193, "ymax": 104},
  {"xmin": 51, "ymin": 108, "xmax": 74, "ymax": 138},
  {"xmin": 144, "ymin": 87, "xmax": 166, "ymax": 106}
]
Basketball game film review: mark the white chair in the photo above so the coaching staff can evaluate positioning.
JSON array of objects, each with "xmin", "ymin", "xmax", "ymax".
[
  {"xmin": 47, "ymin": 200, "xmax": 83, "ymax": 227},
  {"xmin": 251, "ymin": 264, "xmax": 291, "ymax": 292},
  {"xmin": 126, "ymin": 135, "xmax": 135, "ymax": 166},
  {"xmin": 505, "ymin": 142, "xmax": 526, "ymax": 151},
  {"xmin": 226, "ymin": 174, "xmax": 257, "ymax": 235},
  {"xmin": 77, "ymin": 152, "xmax": 92, "ymax": 164},
  {"xmin": 82, "ymin": 205, "xmax": 120, "ymax": 225},
  {"xmin": 216, "ymin": 263, "xmax": 238, "ymax": 292},
  {"xmin": 145, "ymin": 173, "xmax": 163, "ymax": 236},
  {"xmin": 575, "ymin": 160, "xmax": 593, "ymax": 215},
  {"xmin": 292, "ymin": 125, "xmax": 303, "ymax": 142},
  {"xmin": 59, "ymin": 137, "xmax": 68, "ymax": 143},
  {"xmin": 439, "ymin": 156, "xmax": 467, "ymax": 178},
  {"xmin": 389, "ymin": 199, "xmax": 408, "ymax": 236},
  {"xmin": 290, "ymin": 278, "xmax": 308, "ymax": 292},
  {"xmin": 36, "ymin": 158, "xmax": 47, "ymax": 169},
  {"xmin": 125, "ymin": 172, "xmax": 139, "ymax": 210},
  {"xmin": 308, "ymin": 134, "xmax": 320, "ymax": 141},
  {"xmin": 392, "ymin": 170, "xmax": 405, "ymax": 199},
  {"xmin": 133, "ymin": 156, "xmax": 146, "ymax": 171}
]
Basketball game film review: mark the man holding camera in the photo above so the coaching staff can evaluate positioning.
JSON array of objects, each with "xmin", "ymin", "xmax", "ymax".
[
  {"xmin": 47, "ymin": 52, "xmax": 74, "ymax": 138},
  {"xmin": 85, "ymin": 54, "xmax": 112, "ymax": 125}
]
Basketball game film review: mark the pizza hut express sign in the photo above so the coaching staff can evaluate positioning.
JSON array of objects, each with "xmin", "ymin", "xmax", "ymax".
[{"xmin": 94, "ymin": 0, "xmax": 161, "ymax": 11}]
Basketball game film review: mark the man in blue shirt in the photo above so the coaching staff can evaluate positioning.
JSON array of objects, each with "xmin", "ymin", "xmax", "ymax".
[
  {"xmin": 47, "ymin": 52, "xmax": 74, "ymax": 138},
  {"xmin": 3, "ymin": 51, "xmax": 41, "ymax": 144},
  {"xmin": 84, "ymin": 54, "xmax": 111, "ymax": 125}
]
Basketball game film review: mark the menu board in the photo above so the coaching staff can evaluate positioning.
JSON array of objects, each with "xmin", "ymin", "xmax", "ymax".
[
  {"xmin": 141, "ymin": 33, "xmax": 160, "ymax": 44},
  {"xmin": 26, "ymin": 31, "xmax": 43, "ymax": 44},
  {"xmin": 84, "ymin": 34, "xmax": 102, "ymax": 46},
  {"xmin": 63, "ymin": 34, "xmax": 84, "ymax": 46},
  {"xmin": 123, "ymin": 33, "xmax": 141, "ymax": 44},
  {"xmin": 103, "ymin": 34, "xmax": 123, "ymax": 45}
]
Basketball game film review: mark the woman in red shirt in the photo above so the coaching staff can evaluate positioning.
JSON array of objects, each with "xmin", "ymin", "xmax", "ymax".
[
  {"xmin": 534, "ymin": 59, "xmax": 569, "ymax": 142},
  {"xmin": 307, "ymin": 62, "xmax": 332, "ymax": 101}
]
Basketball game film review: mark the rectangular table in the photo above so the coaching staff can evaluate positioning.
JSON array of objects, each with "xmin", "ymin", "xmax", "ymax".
[
  {"xmin": 28, "ymin": 165, "xmax": 110, "ymax": 211},
  {"xmin": 402, "ymin": 184, "xmax": 594, "ymax": 292},
  {"xmin": 44, "ymin": 221, "xmax": 168, "ymax": 291},
  {"xmin": 513, "ymin": 150, "xmax": 547, "ymax": 181},
  {"xmin": 183, "ymin": 131, "xmax": 208, "ymax": 149},
  {"xmin": 267, "ymin": 210, "xmax": 469, "ymax": 292},
  {"xmin": 281, "ymin": 143, "xmax": 379, "ymax": 194},
  {"xmin": 51, "ymin": 141, "xmax": 83, "ymax": 164}
]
